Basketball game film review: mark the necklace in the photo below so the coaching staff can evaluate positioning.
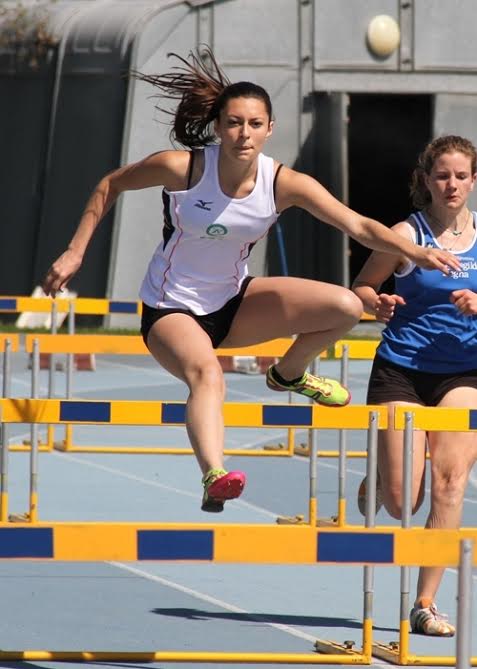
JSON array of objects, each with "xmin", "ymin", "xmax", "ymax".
[{"xmin": 425, "ymin": 209, "xmax": 472, "ymax": 237}]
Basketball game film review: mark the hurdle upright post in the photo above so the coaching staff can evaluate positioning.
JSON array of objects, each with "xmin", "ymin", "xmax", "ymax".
[
  {"xmin": 44, "ymin": 301, "xmax": 58, "ymax": 451},
  {"xmin": 362, "ymin": 410, "xmax": 378, "ymax": 659},
  {"xmin": 28, "ymin": 339, "xmax": 40, "ymax": 522},
  {"xmin": 62, "ymin": 301, "xmax": 75, "ymax": 451},
  {"xmin": 398, "ymin": 410, "xmax": 414, "ymax": 663},
  {"xmin": 307, "ymin": 357, "xmax": 319, "ymax": 526},
  {"xmin": 337, "ymin": 343, "xmax": 349, "ymax": 526},
  {"xmin": 456, "ymin": 538, "xmax": 474, "ymax": 669},
  {"xmin": 0, "ymin": 338, "xmax": 12, "ymax": 521}
]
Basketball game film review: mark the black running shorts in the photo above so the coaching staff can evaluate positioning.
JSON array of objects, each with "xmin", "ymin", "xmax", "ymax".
[
  {"xmin": 367, "ymin": 354, "xmax": 477, "ymax": 406},
  {"xmin": 140, "ymin": 276, "xmax": 254, "ymax": 349}
]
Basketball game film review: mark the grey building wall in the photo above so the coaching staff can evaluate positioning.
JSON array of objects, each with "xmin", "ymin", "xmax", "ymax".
[
  {"xmin": 3, "ymin": 0, "xmax": 477, "ymax": 327},
  {"xmin": 107, "ymin": 0, "xmax": 304, "ymax": 327}
]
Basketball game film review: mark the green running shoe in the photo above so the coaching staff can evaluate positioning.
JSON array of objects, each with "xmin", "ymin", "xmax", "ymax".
[{"xmin": 266, "ymin": 365, "xmax": 351, "ymax": 407}]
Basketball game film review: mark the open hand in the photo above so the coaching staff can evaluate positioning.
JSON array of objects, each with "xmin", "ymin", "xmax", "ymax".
[
  {"xmin": 450, "ymin": 289, "xmax": 477, "ymax": 316},
  {"xmin": 412, "ymin": 246, "xmax": 460, "ymax": 274},
  {"xmin": 374, "ymin": 293, "xmax": 406, "ymax": 323},
  {"xmin": 42, "ymin": 248, "xmax": 83, "ymax": 297}
]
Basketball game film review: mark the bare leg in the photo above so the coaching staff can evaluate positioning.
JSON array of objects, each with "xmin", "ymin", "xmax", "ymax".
[
  {"xmin": 378, "ymin": 402, "xmax": 427, "ymax": 518},
  {"xmin": 221, "ymin": 276, "xmax": 362, "ymax": 378},
  {"xmin": 146, "ymin": 313, "xmax": 226, "ymax": 475},
  {"xmin": 415, "ymin": 387, "xmax": 477, "ymax": 605}
]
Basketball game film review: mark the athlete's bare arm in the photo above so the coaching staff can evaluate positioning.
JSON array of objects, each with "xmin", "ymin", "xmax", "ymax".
[{"xmin": 42, "ymin": 150, "xmax": 190, "ymax": 296}]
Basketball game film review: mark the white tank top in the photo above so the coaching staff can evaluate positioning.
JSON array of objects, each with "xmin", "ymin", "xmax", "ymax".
[{"xmin": 139, "ymin": 144, "xmax": 279, "ymax": 314}]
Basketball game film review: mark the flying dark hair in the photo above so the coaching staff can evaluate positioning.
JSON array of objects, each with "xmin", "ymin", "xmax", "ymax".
[
  {"xmin": 410, "ymin": 135, "xmax": 477, "ymax": 209},
  {"xmin": 133, "ymin": 47, "xmax": 273, "ymax": 148}
]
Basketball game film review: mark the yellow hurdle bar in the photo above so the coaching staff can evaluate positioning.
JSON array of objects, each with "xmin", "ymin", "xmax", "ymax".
[
  {"xmin": 0, "ymin": 650, "xmax": 368, "ymax": 664},
  {"xmin": 333, "ymin": 340, "xmax": 379, "ymax": 359},
  {"xmin": 22, "ymin": 336, "xmax": 320, "ymax": 458},
  {"xmin": 0, "ymin": 399, "xmax": 388, "ymax": 429},
  {"xmin": 24, "ymin": 333, "xmax": 298, "ymax": 358},
  {"xmin": 0, "ymin": 296, "xmax": 141, "ymax": 315},
  {"xmin": 0, "ymin": 522, "xmax": 476, "ymax": 564},
  {"xmin": 0, "ymin": 334, "xmax": 20, "ymax": 352},
  {"xmin": 394, "ymin": 405, "xmax": 477, "ymax": 431}
]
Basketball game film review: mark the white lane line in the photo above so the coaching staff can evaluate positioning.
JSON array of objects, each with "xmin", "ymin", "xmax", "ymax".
[
  {"xmin": 96, "ymin": 359, "xmax": 170, "ymax": 376},
  {"xmin": 468, "ymin": 467, "xmax": 477, "ymax": 491},
  {"xmin": 108, "ymin": 561, "xmax": 323, "ymax": 645},
  {"xmin": 46, "ymin": 431, "xmax": 284, "ymax": 520},
  {"xmin": 447, "ymin": 566, "xmax": 477, "ymax": 581},
  {"xmin": 50, "ymin": 451, "xmax": 199, "ymax": 501}
]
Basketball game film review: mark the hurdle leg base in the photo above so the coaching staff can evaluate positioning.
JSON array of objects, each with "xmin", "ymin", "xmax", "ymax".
[
  {"xmin": 316, "ymin": 516, "xmax": 338, "ymax": 527},
  {"xmin": 276, "ymin": 514, "xmax": 306, "ymax": 525},
  {"xmin": 314, "ymin": 639, "xmax": 365, "ymax": 657},
  {"xmin": 276, "ymin": 515, "xmax": 338, "ymax": 526},
  {"xmin": 263, "ymin": 443, "xmax": 287, "ymax": 451},
  {"xmin": 8, "ymin": 512, "xmax": 31, "ymax": 523},
  {"xmin": 372, "ymin": 641, "xmax": 400, "ymax": 663},
  {"xmin": 54, "ymin": 440, "xmax": 68, "ymax": 451}
]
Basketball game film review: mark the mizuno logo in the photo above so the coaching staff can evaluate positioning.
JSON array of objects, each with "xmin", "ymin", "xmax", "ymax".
[{"xmin": 194, "ymin": 199, "xmax": 213, "ymax": 211}]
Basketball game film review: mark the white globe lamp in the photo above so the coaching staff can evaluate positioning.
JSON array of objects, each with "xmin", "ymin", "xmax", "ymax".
[{"xmin": 367, "ymin": 14, "xmax": 401, "ymax": 58}]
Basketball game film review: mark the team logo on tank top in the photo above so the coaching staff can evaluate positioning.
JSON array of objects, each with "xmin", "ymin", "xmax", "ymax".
[
  {"xmin": 194, "ymin": 199, "xmax": 213, "ymax": 211},
  {"xmin": 203, "ymin": 224, "xmax": 228, "ymax": 238}
]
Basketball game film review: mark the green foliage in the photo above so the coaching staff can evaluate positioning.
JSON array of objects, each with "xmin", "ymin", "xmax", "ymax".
[{"xmin": 0, "ymin": 0, "xmax": 58, "ymax": 69}]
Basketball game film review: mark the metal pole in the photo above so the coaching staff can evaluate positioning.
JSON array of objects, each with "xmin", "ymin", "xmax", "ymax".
[
  {"xmin": 362, "ymin": 411, "xmax": 378, "ymax": 657},
  {"xmin": 337, "ymin": 345, "xmax": 349, "ymax": 525},
  {"xmin": 63, "ymin": 301, "xmax": 76, "ymax": 450},
  {"xmin": 29, "ymin": 339, "xmax": 40, "ymax": 522},
  {"xmin": 45, "ymin": 301, "xmax": 58, "ymax": 450},
  {"xmin": 48, "ymin": 300, "xmax": 58, "ymax": 394},
  {"xmin": 0, "ymin": 339, "xmax": 12, "ymax": 521},
  {"xmin": 456, "ymin": 538, "xmax": 474, "ymax": 669},
  {"xmin": 399, "ymin": 411, "xmax": 414, "ymax": 662},
  {"xmin": 308, "ymin": 358, "xmax": 318, "ymax": 525},
  {"xmin": 66, "ymin": 301, "xmax": 74, "ymax": 398}
]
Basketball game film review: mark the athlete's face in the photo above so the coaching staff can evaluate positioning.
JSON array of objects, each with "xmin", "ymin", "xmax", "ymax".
[
  {"xmin": 425, "ymin": 151, "xmax": 476, "ymax": 210},
  {"xmin": 214, "ymin": 96, "xmax": 273, "ymax": 160}
]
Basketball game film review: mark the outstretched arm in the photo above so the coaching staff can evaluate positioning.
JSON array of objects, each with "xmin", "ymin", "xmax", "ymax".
[
  {"xmin": 275, "ymin": 167, "xmax": 460, "ymax": 274},
  {"xmin": 351, "ymin": 224, "xmax": 410, "ymax": 321},
  {"xmin": 42, "ymin": 150, "xmax": 191, "ymax": 296}
]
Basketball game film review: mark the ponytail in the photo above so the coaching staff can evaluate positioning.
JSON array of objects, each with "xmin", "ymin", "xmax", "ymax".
[
  {"xmin": 133, "ymin": 47, "xmax": 230, "ymax": 148},
  {"xmin": 133, "ymin": 47, "xmax": 273, "ymax": 149}
]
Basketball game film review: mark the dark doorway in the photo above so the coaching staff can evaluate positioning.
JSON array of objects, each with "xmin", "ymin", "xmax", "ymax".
[{"xmin": 348, "ymin": 94, "xmax": 432, "ymax": 290}]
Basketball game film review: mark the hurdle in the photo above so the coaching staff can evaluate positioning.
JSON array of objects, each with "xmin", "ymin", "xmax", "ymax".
[
  {"xmin": 23, "ymin": 333, "xmax": 310, "ymax": 457},
  {"xmin": 0, "ymin": 522, "xmax": 474, "ymax": 665},
  {"xmin": 0, "ymin": 398, "xmax": 387, "ymax": 528},
  {"xmin": 316, "ymin": 405, "xmax": 477, "ymax": 666},
  {"xmin": 0, "ymin": 297, "xmax": 143, "ymax": 451},
  {"xmin": 7, "ymin": 333, "xmax": 382, "ymax": 527},
  {"xmin": 0, "ymin": 398, "xmax": 475, "ymax": 665},
  {"xmin": 0, "ymin": 524, "xmax": 470, "ymax": 669},
  {"xmin": 287, "ymin": 340, "xmax": 380, "ymax": 527},
  {"xmin": 0, "ymin": 398, "xmax": 384, "ymax": 663},
  {"xmin": 1, "ymin": 334, "xmax": 53, "ymax": 454},
  {"xmin": 368, "ymin": 406, "xmax": 477, "ymax": 667},
  {"xmin": 1, "ymin": 293, "xmax": 379, "ymax": 462}
]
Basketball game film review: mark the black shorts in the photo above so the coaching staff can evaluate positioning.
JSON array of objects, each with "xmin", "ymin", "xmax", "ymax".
[
  {"xmin": 140, "ymin": 276, "xmax": 254, "ymax": 349},
  {"xmin": 367, "ymin": 354, "xmax": 477, "ymax": 406}
]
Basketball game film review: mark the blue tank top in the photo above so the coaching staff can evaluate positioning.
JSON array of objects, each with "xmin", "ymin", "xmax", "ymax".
[{"xmin": 377, "ymin": 211, "xmax": 477, "ymax": 373}]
